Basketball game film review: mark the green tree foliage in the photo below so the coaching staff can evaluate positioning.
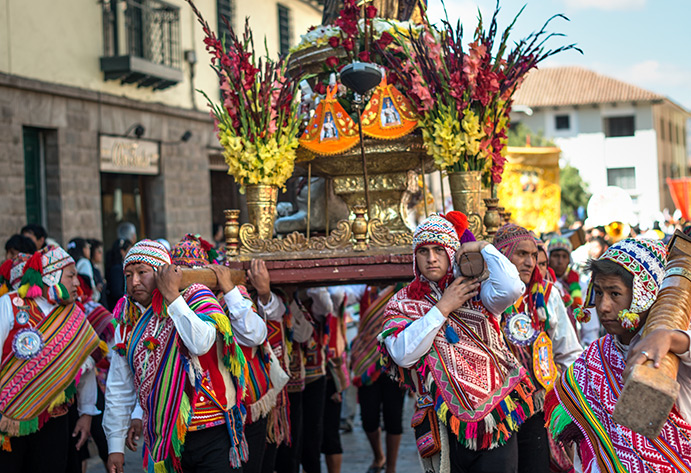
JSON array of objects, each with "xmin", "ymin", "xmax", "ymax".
[
  {"xmin": 507, "ymin": 122, "xmax": 555, "ymax": 147},
  {"xmin": 560, "ymin": 163, "xmax": 591, "ymax": 226}
]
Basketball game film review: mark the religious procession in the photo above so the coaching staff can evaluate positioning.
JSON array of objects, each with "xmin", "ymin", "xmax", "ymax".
[{"xmin": 1, "ymin": 1, "xmax": 690, "ymax": 473}]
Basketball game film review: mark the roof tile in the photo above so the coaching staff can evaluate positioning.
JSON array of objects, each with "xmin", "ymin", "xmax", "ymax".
[{"xmin": 512, "ymin": 66, "xmax": 663, "ymax": 107}]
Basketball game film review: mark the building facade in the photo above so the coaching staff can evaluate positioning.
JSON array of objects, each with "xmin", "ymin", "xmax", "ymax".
[
  {"xmin": 0, "ymin": 0, "xmax": 323, "ymax": 250},
  {"xmin": 511, "ymin": 66, "xmax": 689, "ymax": 227}
]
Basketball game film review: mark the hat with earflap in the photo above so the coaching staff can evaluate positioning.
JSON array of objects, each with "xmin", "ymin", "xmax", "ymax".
[
  {"xmin": 580, "ymin": 238, "xmax": 667, "ymax": 331},
  {"xmin": 171, "ymin": 234, "xmax": 219, "ymax": 268},
  {"xmin": 18, "ymin": 245, "xmax": 75, "ymax": 303}
]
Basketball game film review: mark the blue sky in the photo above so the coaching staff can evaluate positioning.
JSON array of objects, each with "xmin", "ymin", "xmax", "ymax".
[{"xmin": 426, "ymin": 0, "xmax": 691, "ymax": 110}]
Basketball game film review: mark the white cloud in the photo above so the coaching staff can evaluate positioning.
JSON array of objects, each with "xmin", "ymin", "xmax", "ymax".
[
  {"xmin": 593, "ymin": 60, "xmax": 689, "ymax": 90},
  {"xmin": 589, "ymin": 60, "xmax": 691, "ymax": 109},
  {"xmin": 563, "ymin": 0, "xmax": 646, "ymax": 11},
  {"xmin": 426, "ymin": 0, "xmax": 493, "ymax": 30}
]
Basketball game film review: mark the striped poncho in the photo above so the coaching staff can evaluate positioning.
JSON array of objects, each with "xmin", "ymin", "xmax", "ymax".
[
  {"xmin": 116, "ymin": 284, "xmax": 247, "ymax": 472},
  {"xmin": 546, "ymin": 334, "xmax": 691, "ymax": 473},
  {"xmin": 0, "ymin": 295, "xmax": 99, "ymax": 449}
]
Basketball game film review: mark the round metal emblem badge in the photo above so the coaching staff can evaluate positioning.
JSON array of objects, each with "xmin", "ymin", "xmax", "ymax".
[
  {"xmin": 12, "ymin": 328, "xmax": 44, "ymax": 359},
  {"xmin": 15, "ymin": 310, "xmax": 30, "ymax": 325},
  {"xmin": 503, "ymin": 312, "xmax": 538, "ymax": 346}
]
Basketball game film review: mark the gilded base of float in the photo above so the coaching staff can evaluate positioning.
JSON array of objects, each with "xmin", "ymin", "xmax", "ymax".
[{"xmin": 224, "ymin": 204, "xmax": 413, "ymax": 261}]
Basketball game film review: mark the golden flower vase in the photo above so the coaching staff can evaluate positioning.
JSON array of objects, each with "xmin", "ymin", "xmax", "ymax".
[
  {"xmin": 448, "ymin": 170, "xmax": 484, "ymax": 237},
  {"xmin": 245, "ymin": 184, "xmax": 279, "ymax": 240}
]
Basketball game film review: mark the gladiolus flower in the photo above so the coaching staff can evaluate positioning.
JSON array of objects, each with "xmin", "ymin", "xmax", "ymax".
[{"xmin": 365, "ymin": 5, "xmax": 377, "ymax": 18}]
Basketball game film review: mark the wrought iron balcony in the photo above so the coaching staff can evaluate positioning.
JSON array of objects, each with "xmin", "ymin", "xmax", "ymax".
[{"xmin": 100, "ymin": 0, "xmax": 183, "ymax": 90}]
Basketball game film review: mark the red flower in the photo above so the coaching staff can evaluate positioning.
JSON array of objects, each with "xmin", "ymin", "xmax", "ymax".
[
  {"xmin": 325, "ymin": 55, "xmax": 339, "ymax": 69},
  {"xmin": 365, "ymin": 5, "xmax": 378, "ymax": 18},
  {"xmin": 314, "ymin": 81, "xmax": 327, "ymax": 95},
  {"xmin": 358, "ymin": 51, "xmax": 371, "ymax": 62},
  {"xmin": 328, "ymin": 36, "xmax": 340, "ymax": 48},
  {"xmin": 376, "ymin": 31, "xmax": 394, "ymax": 48},
  {"xmin": 342, "ymin": 38, "xmax": 354, "ymax": 52}
]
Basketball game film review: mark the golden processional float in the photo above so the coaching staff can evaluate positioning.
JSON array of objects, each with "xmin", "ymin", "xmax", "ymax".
[{"xmin": 185, "ymin": 0, "xmax": 580, "ymax": 286}]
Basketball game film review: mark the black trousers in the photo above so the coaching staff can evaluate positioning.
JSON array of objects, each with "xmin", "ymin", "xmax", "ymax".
[
  {"xmin": 242, "ymin": 416, "xmax": 269, "ymax": 473},
  {"xmin": 358, "ymin": 374, "xmax": 405, "ymax": 435},
  {"xmin": 275, "ymin": 390, "xmax": 303, "ymax": 473},
  {"xmin": 180, "ymin": 424, "xmax": 243, "ymax": 473},
  {"xmin": 300, "ymin": 375, "xmax": 327, "ymax": 473},
  {"xmin": 447, "ymin": 423, "xmax": 518, "ymax": 473},
  {"xmin": 90, "ymin": 387, "xmax": 109, "ymax": 466},
  {"xmin": 262, "ymin": 441, "xmax": 278, "ymax": 473},
  {"xmin": 321, "ymin": 377, "xmax": 342, "ymax": 455},
  {"xmin": 0, "ymin": 414, "xmax": 70, "ymax": 473},
  {"xmin": 65, "ymin": 402, "xmax": 90, "ymax": 473},
  {"xmin": 517, "ymin": 412, "xmax": 550, "ymax": 473}
]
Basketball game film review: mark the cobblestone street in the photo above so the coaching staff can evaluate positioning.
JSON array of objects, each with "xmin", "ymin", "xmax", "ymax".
[{"xmin": 87, "ymin": 391, "xmax": 421, "ymax": 473}]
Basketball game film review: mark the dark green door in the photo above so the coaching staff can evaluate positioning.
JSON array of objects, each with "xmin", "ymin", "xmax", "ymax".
[{"xmin": 23, "ymin": 127, "xmax": 43, "ymax": 225}]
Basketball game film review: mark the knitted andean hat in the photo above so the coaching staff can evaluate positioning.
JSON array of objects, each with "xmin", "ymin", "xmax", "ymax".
[
  {"xmin": 409, "ymin": 212, "xmax": 474, "ymax": 298},
  {"xmin": 547, "ymin": 236, "xmax": 573, "ymax": 256},
  {"xmin": 171, "ymin": 234, "xmax": 218, "ymax": 267},
  {"xmin": 124, "ymin": 239, "xmax": 172, "ymax": 269},
  {"xmin": 10, "ymin": 253, "xmax": 32, "ymax": 289},
  {"xmin": 18, "ymin": 245, "xmax": 75, "ymax": 301},
  {"xmin": 584, "ymin": 238, "xmax": 667, "ymax": 315},
  {"xmin": 493, "ymin": 223, "xmax": 538, "ymax": 259}
]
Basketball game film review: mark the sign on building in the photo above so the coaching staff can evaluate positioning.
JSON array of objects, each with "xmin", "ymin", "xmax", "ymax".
[{"xmin": 100, "ymin": 135, "xmax": 160, "ymax": 175}]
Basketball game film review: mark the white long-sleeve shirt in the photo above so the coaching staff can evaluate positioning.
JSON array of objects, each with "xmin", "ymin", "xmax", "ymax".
[
  {"xmin": 385, "ymin": 244, "xmax": 525, "ymax": 369},
  {"xmin": 0, "ymin": 294, "xmax": 99, "ymax": 416},
  {"xmin": 257, "ymin": 292, "xmax": 285, "ymax": 322},
  {"xmin": 223, "ymin": 288, "xmax": 266, "ymax": 347},
  {"xmin": 103, "ymin": 292, "xmax": 228, "ymax": 454}
]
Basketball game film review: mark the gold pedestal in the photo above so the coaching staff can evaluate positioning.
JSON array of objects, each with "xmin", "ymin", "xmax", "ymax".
[
  {"xmin": 245, "ymin": 184, "xmax": 278, "ymax": 240},
  {"xmin": 297, "ymin": 133, "xmax": 434, "ymax": 237},
  {"xmin": 333, "ymin": 170, "xmax": 418, "ymax": 233},
  {"xmin": 483, "ymin": 198, "xmax": 502, "ymax": 240}
]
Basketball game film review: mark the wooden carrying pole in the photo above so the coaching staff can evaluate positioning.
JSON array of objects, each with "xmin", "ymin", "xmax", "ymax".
[
  {"xmin": 178, "ymin": 267, "xmax": 246, "ymax": 291},
  {"xmin": 613, "ymin": 231, "xmax": 691, "ymax": 438}
]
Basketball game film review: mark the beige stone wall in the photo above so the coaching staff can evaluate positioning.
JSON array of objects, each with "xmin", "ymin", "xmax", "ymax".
[
  {"xmin": 0, "ymin": 0, "xmax": 322, "ymax": 110},
  {"xmin": 0, "ymin": 74, "xmax": 217, "ymax": 251}
]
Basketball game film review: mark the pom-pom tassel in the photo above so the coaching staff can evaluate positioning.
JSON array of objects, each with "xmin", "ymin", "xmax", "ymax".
[
  {"xmin": 617, "ymin": 309, "xmax": 640, "ymax": 331},
  {"xmin": 445, "ymin": 324, "xmax": 460, "ymax": 344},
  {"xmin": 574, "ymin": 306, "xmax": 591, "ymax": 323},
  {"xmin": 0, "ymin": 259, "xmax": 13, "ymax": 281},
  {"xmin": 26, "ymin": 285, "xmax": 42, "ymax": 299}
]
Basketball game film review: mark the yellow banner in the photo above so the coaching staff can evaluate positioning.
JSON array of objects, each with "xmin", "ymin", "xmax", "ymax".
[{"xmin": 497, "ymin": 146, "xmax": 561, "ymax": 234}]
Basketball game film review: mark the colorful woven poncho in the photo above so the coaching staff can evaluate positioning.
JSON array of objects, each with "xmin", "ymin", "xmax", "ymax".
[
  {"xmin": 381, "ymin": 288, "xmax": 535, "ymax": 451},
  {"xmin": 351, "ymin": 285, "xmax": 396, "ymax": 387},
  {"xmin": 546, "ymin": 334, "xmax": 691, "ymax": 473},
  {"xmin": 0, "ymin": 296, "xmax": 99, "ymax": 449},
  {"xmin": 115, "ymin": 283, "xmax": 247, "ymax": 473}
]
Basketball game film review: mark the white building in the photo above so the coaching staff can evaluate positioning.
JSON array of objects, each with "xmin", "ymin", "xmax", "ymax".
[{"xmin": 512, "ymin": 66, "xmax": 689, "ymax": 226}]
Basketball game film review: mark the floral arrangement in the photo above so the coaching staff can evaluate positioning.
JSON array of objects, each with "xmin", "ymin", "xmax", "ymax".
[
  {"xmin": 380, "ymin": 2, "xmax": 580, "ymax": 187},
  {"xmin": 186, "ymin": 0, "xmax": 301, "ymax": 191}
]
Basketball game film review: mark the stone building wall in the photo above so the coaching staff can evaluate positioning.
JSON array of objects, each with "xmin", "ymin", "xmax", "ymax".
[{"xmin": 0, "ymin": 72, "xmax": 217, "ymax": 254}]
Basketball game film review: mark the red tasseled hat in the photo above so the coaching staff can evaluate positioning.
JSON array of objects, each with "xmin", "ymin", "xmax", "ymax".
[{"xmin": 442, "ymin": 211, "xmax": 468, "ymax": 238}]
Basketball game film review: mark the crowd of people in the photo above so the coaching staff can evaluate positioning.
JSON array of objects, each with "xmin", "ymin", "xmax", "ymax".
[{"xmin": 0, "ymin": 213, "xmax": 690, "ymax": 473}]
